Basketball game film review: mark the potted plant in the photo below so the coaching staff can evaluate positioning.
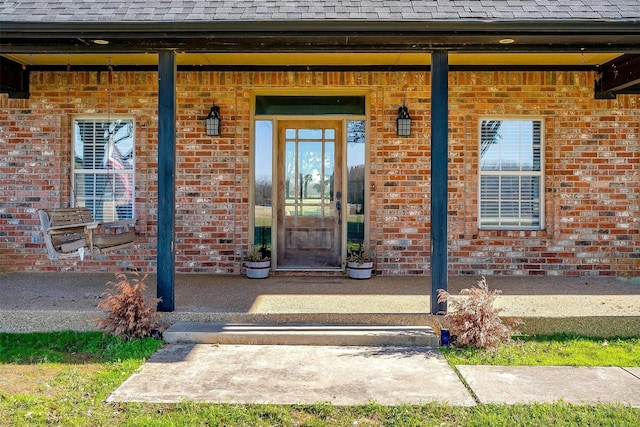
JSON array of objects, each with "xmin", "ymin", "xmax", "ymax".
[
  {"xmin": 346, "ymin": 241, "xmax": 375, "ymax": 279},
  {"xmin": 243, "ymin": 244, "xmax": 271, "ymax": 279}
]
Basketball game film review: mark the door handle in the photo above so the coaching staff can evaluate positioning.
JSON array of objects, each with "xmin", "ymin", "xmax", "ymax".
[{"xmin": 336, "ymin": 200, "xmax": 342, "ymax": 225}]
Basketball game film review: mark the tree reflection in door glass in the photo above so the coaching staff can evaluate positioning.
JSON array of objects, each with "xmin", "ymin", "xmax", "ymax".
[
  {"xmin": 347, "ymin": 120, "xmax": 365, "ymax": 247},
  {"xmin": 254, "ymin": 120, "xmax": 273, "ymax": 248}
]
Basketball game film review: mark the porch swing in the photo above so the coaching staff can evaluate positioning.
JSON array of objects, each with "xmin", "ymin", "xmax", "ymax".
[
  {"xmin": 38, "ymin": 207, "xmax": 136, "ymax": 260},
  {"xmin": 38, "ymin": 59, "xmax": 137, "ymax": 260}
]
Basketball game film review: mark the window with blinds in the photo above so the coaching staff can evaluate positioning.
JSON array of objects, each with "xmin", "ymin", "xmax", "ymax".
[
  {"xmin": 479, "ymin": 119, "xmax": 543, "ymax": 229},
  {"xmin": 72, "ymin": 118, "xmax": 135, "ymax": 222}
]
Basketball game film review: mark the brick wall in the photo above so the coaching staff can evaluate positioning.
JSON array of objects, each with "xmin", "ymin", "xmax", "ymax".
[
  {"xmin": 1, "ymin": 70, "xmax": 638, "ymax": 277},
  {"xmin": 447, "ymin": 72, "xmax": 640, "ymax": 276}
]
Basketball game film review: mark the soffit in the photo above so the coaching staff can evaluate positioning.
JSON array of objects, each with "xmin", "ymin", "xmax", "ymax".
[{"xmin": 2, "ymin": 52, "xmax": 622, "ymax": 67}]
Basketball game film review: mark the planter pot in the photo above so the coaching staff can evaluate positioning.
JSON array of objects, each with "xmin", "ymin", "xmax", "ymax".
[
  {"xmin": 347, "ymin": 261, "xmax": 373, "ymax": 279},
  {"xmin": 244, "ymin": 260, "xmax": 271, "ymax": 279}
]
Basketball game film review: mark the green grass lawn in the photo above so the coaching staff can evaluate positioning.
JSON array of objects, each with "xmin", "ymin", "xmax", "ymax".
[
  {"xmin": 441, "ymin": 333, "xmax": 640, "ymax": 367},
  {"xmin": 0, "ymin": 331, "xmax": 638, "ymax": 426}
]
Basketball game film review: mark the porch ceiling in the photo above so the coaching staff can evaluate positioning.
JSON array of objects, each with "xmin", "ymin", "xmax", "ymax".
[{"xmin": 1, "ymin": 52, "xmax": 622, "ymax": 68}]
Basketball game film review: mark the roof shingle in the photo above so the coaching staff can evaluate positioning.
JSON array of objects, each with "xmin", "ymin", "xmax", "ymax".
[{"xmin": 1, "ymin": 0, "xmax": 639, "ymax": 23}]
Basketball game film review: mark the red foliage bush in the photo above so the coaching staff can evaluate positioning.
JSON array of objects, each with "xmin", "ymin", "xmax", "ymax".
[
  {"xmin": 96, "ymin": 272, "xmax": 162, "ymax": 340},
  {"xmin": 437, "ymin": 276, "xmax": 520, "ymax": 349}
]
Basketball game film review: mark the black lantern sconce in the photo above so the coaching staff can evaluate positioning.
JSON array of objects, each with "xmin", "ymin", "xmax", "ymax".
[
  {"xmin": 396, "ymin": 104, "xmax": 412, "ymax": 137},
  {"xmin": 205, "ymin": 104, "xmax": 221, "ymax": 136}
]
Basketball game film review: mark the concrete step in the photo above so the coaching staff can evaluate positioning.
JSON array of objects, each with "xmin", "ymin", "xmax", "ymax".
[
  {"xmin": 163, "ymin": 322, "xmax": 439, "ymax": 347},
  {"xmin": 161, "ymin": 312, "xmax": 433, "ymax": 326}
]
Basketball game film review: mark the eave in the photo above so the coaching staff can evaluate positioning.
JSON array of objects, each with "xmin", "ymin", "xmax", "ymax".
[
  {"xmin": 2, "ymin": 18, "xmax": 639, "ymax": 98},
  {"xmin": 1, "ymin": 19, "xmax": 639, "ymax": 54}
]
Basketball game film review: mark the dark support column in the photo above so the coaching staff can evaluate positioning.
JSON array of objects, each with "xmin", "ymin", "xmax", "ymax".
[
  {"xmin": 430, "ymin": 50, "xmax": 449, "ymax": 315},
  {"xmin": 157, "ymin": 51, "xmax": 176, "ymax": 312}
]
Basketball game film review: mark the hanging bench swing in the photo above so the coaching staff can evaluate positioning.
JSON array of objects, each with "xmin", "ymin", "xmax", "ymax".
[{"xmin": 38, "ymin": 207, "xmax": 136, "ymax": 260}]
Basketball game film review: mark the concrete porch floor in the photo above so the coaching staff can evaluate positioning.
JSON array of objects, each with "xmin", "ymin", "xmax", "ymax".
[{"xmin": 1, "ymin": 272, "xmax": 639, "ymax": 336}]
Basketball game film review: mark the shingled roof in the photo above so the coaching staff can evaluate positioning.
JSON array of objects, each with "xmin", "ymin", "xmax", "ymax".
[{"xmin": 2, "ymin": 0, "xmax": 640, "ymax": 23}]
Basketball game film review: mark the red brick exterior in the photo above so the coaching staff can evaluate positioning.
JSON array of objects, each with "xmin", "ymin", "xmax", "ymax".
[{"xmin": 1, "ymin": 70, "xmax": 638, "ymax": 276}]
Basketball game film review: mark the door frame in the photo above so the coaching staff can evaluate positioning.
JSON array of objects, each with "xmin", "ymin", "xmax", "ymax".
[{"xmin": 249, "ymin": 91, "xmax": 370, "ymax": 272}]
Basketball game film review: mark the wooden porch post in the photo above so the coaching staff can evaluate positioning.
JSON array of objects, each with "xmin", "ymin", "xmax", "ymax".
[
  {"xmin": 430, "ymin": 50, "xmax": 449, "ymax": 314},
  {"xmin": 157, "ymin": 50, "xmax": 176, "ymax": 312}
]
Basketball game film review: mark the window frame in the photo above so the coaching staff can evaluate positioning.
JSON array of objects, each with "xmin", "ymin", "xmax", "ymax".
[
  {"xmin": 477, "ymin": 117, "xmax": 545, "ymax": 231},
  {"xmin": 71, "ymin": 115, "xmax": 136, "ymax": 222}
]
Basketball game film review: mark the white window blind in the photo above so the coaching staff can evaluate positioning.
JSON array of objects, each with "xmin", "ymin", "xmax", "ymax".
[
  {"xmin": 479, "ymin": 119, "xmax": 542, "ymax": 229},
  {"xmin": 72, "ymin": 118, "xmax": 135, "ymax": 222}
]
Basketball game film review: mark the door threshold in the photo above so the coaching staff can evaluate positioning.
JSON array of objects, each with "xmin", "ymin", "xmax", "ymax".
[{"xmin": 273, "ymin": 268, "xmax": 345, "ymax": 276}]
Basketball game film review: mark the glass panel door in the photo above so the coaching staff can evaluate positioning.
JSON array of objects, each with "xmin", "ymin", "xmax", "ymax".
[{"xmin": 277, "ymin": 120, "xmax": 342, "ymax": 268}]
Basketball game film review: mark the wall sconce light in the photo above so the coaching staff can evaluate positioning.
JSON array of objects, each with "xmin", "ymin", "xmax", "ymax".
[
  {"xmin": 205, "ymin": 104, "xmax": 221, "ymax": 136},
  {"xmin": 396, "ymin": 104, "xmax": 412, "ymax": 137}
]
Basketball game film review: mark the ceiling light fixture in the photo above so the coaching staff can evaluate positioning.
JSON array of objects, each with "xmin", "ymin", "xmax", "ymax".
[{"xmin": 499, "ymin": 38, "xmax": 515, "ymax": 44}]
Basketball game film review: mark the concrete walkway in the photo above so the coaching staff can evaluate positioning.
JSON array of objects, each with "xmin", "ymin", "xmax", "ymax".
[
  {"xmin": 106, "ymin": 343, "xmax": 640, "ymax": 407},
  {"xmin": 108, "ymin": 344, "xmax": 476, "ymax": 406}
]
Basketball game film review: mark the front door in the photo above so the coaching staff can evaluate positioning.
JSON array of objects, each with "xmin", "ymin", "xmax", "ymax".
[{"xmin": 276, "ymin": 120, "xmax": 342, "ymax": 268}]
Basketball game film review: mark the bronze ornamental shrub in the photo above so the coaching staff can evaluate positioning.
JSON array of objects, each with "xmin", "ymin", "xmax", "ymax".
[
  {"xmin": 437, "ymin": 276, "xmax": 520, "ymax": 349},
  {"xmin": 96, "ymin": 272, "xmax": 163, "ymax": 340}
]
